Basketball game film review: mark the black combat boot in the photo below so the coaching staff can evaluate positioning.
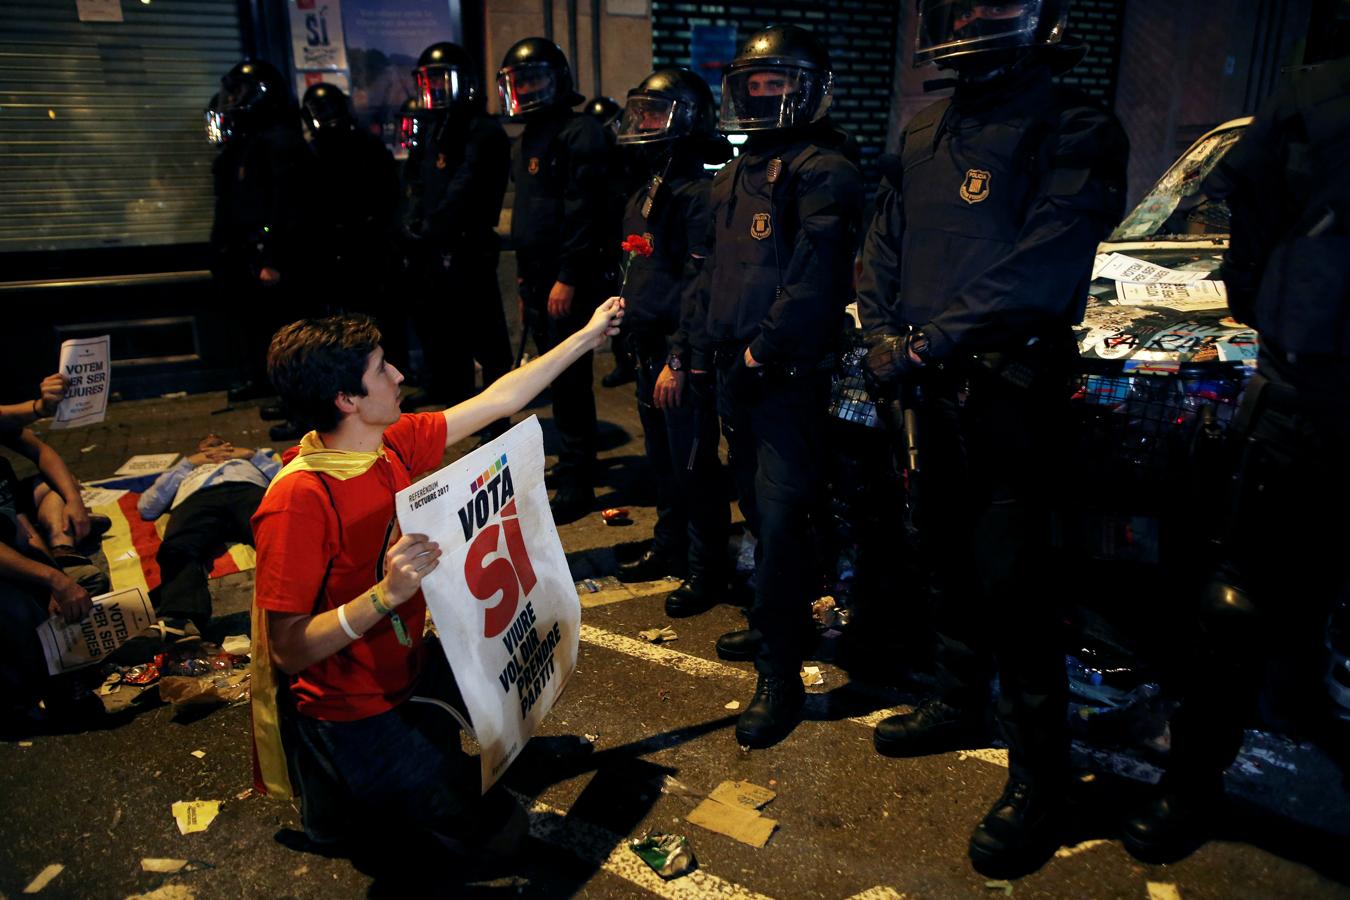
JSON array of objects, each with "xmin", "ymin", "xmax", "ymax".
[
  {"xmin": 617, "ymin": 549, "xmax": 684, "ymax": 584},
  {"xmin": 716, "ymin": 628, "xmax": 761, "ymax": 661},
  {"xmin": 664, "ymin": 576, "xmax": 722, "ymax": 617},
  {"xmin": 967, "ymin": 777, "xmax": 1065, "ymax": 877},
  {"xmin": 1121, "ymin": 775, "xmax": 1222, "ymax": 862},
  {"xmin": 734, "ymin": 673, "xmax": 805, "ymax": 748},
  {"xmin": 873, "ymin": 696, "xmax": 987, "ymax": 757}
]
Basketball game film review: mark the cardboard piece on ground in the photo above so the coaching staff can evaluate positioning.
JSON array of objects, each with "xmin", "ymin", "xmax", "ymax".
[
  {"xmin": 708, "ymin": 780, "xmax": 776, "ymax": 811},
  {"xmin": 687, "ymin": 797, "xmax": 777, "ymax": 847},
  {"xmin": 172, "ymin": 800, "xmax": 220, "ymax": 835},
  {"xmin": 141, "ymin": 859, "xmax": 187, "ymax": 873}
]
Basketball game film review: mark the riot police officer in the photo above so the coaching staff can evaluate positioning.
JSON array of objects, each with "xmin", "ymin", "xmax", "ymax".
[
  {"xmin": 405, "ymin": 42, "xmax": 513, "ymax": 428},
  {"xmin": 857, "ymin": 0, "xmax": 1128, "ymax": 875},
  {"xmin": 610, "ymin": 68, "xmax": 734, "ymax": 610},
  {"xmin": 688, "ymin": 25, "xmax": 864, "ymax": 748},
  {"xmin": 586, "ymin": 95, "xmax": 642, "ymax": 389},
  {"xmin": 1123, "ymin": 51, "xmax": 1350, "ymax": 862},
  {"xmin": 301, "ymin": 83, "xmax": 399, "ymax": 305},
  {"xmin": 499, "ymin": 38, "xmax": 611, "ymax": 522},
  {"xmin": 211, "ymin": 59, "xmax": 316, "ymax": 405}
]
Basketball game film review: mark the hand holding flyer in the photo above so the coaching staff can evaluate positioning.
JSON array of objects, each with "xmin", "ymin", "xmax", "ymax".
[{"xmin": 51, "ymin": 335, "xmax": 111, "ymax": 430}]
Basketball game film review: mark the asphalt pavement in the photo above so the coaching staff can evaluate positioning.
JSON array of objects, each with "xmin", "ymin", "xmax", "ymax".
[{"xmin": 2, "ymin": 363, "xmax": 1348, "ymax": 899}]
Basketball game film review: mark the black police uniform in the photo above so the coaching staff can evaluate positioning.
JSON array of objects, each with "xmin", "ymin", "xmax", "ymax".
[
  {"xmin": 511, "ymin": 107, "xmax": 610, "ymax": 500},
  {"xmin": 210, "ymin": 118, "xmax": 317, "ymax": 386},
  {"xmin": 621, "ymin": 157, "xmax": 727, "ymax": 588},
  {"xmin": 309, "ymin": 124, "xmax": 399, "ymax": 306},
  {"xmin": 858, "ymin": 62, "xmax": 1128, "ymax": 791},
  {"xmin": 1124, "ymin": 55, "xmax": 1350, "ymax": 859},
  {"xmin": 692, "ymin": 121, "xmax": 864, "ymax": 681},
  {"xmin": 406, "ymin": 111, "xmax": 513, "ymax": 406}
]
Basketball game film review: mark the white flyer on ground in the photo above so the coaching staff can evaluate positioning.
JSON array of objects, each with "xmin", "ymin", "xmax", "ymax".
[
  {"xmin": 1116, "ymin": 279, "xmax": 1229, "ymax": 310},
  {"xmin": 115, "ymin": 453, "xmax": 180, "ymax": 475},
  {"xmin": 79, "ymin": 484, "xmax": 128, "ymax": 508},
  {"xmin": 395, "ymin": 416, "xmax": 579, "ymax": 792},
  {"xmin": 37, "ymin": 587, "xmax": 154, "ymax": 675},
  {"xmin": 51, "ymin": 335, "xmax": 111, "ymax": 430},
  {"xmin": 1093, "ymin": 252, "xmax": 1212, "ymax": 285}
]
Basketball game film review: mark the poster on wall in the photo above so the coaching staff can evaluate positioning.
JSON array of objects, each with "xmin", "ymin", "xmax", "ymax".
[
  {"xmin": 341, "ymin": 0, "xmax": 460, "ymax": 139},
  {"xmin": 295, "ymin": 68, "xmax": 353, "ymax": 101},
  {"xmin": 290, "ymin": 0, "xmax": 348, "ymax": 71}
]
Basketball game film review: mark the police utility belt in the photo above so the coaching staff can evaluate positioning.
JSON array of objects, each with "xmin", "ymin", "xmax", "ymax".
[{"xmin": 711, "ymin": 344, "xmax": 835, "ymax": 378}]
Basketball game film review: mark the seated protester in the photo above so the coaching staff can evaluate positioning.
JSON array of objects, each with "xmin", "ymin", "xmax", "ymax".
[
  {"xmin": 138, "ymin": 434, "xmax": 280, "ymax": 637},
  {"xmin": 251, "ymin": 299, "xmax": 622, "ymax": 857}
]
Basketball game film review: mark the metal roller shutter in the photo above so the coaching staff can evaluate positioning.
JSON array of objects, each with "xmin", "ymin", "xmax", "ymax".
[{"xmin": 0, "ymin": 0, "xmax": 244, "ymax": 253}]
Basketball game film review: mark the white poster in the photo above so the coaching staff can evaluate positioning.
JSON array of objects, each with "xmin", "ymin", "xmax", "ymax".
[
  {"xmin": 1093, "ymin": 252, "xmax": 1212, "ymax": 285},
  {"xmin": 290, "ymin": 0, "xmax": 348, "ymax": 71},
  {"xmin": 115, "ymin": 453, "xmax": 180, "ymax": 475},
  {"xmin": 38, "ymin": 587, "xmax": 154, "ymax": 675},
  {"xmin": 51, "ymin": 335, "xmax": 110, "ymax": 430},
  {"xmin": 395, "ymin": 416, "xmax": 579, "ymax": 792},
  {"xmin": 1117, "ymin": 279, "xmax": 1229, "ymax": 310}
]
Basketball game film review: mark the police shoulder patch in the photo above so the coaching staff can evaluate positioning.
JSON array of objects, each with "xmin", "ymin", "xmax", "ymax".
[
  {"xmin": 960, "ymin": 168, "xmax": 991, "ymax": 204},
  {"xmin": 750, "ymin": 212, "xmax": 772, "ymax": 240}
]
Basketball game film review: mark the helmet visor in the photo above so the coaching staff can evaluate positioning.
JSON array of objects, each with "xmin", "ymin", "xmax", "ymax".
[
  {"xmin": 616, "ymin": 95, "xmax": 678, "ymax": 145},
  {"xmin": 204, "ymin": 106, "xmax": 227, "ymax": 146},
  {"xmin": 916, "ymin": 0, "xmax": 1042, "ymax": 64},
  {"xmin": 497, "ymin": 62, "xmax": 557, "ymax": 116},
  {"xmin": 718, "ymin": 66, "xmax": 829, "ymax": 133},
  {"xmin": 416, "ymin": 65, "xmax": 468, "ymax": 110}
]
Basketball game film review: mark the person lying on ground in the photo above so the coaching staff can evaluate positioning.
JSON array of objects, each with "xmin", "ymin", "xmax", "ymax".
[
  {"xmin": 251, "ymin": 298, "xmax": 622, "ymax": 862},
  {"xmin": 135, "ymin": 434, "xmax": 280, "ymax": 638}
]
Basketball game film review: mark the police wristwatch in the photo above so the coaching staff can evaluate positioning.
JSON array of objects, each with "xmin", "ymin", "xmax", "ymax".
[
  {"xmin": 666, "ymin": 354, "xmax": 685, "ymax": 372},
  {"xmin": 908, "ymin": 330, "xmax": 930, "ymax": 364}
]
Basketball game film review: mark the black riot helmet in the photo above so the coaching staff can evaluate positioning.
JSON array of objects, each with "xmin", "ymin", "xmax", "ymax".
[
  {"xmin": 301, "ymin": 83, "xmax": 354, "ymax": 139},
  {"xmin": 584, "ymin": 96, "xmax": 623, "ymax": 134},
  {"xmin": 914, "ymin": 0, "xmax": 1071, "ymax": 69},
  {"xmin": 204, "ymin": 92, "xmax": 229, "ymax": 146},
  {"xmin": 219, "ymin": 59, "xmax": 287, "ymax": 135},
  {"xmin": 719, "ymin": 25, "xmax": 834, "ymax": 134},
  {"xmin": 414, "ymin": 41, "xmax": 478, "ymax": 110},
  {"xmin": 497, "ymin": 37, "xmax": 584, "ymax": 117}
]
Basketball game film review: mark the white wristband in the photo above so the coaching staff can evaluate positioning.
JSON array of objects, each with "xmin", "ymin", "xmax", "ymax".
[{"xmin": 336, "ymin": 603, "xmax": 362, "ymax": 641}]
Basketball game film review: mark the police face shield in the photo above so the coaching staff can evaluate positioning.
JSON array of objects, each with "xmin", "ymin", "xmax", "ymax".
[
  {"xmin": 915, "ymin": 0, "xmax": 1041, "ymax": 65},
  {"xmin": 204, "ymin": 99, "xmax": 228, "ymax": 146},
  {"xmin": 615, "ymin": 96, "xmax": 679, "ymax": 145},
  {"xmin": 415, "ymin": 64, "xmax": 468, "ymax": 110},
  {"xmin": 497, "ymin": 63, "xmax": 557, "ymax": 117},
  {"xmin": 718, "ymin": 66, "xmax": 830, "ymax": 133},
  {"xmin": 220, "ymin": 75, "xmax": 265, "ymax": 114}
]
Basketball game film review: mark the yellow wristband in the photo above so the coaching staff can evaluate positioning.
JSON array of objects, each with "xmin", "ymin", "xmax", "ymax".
[{"xmin": 369, "ymin": 585, "xmax": 393, "ymax": 617}]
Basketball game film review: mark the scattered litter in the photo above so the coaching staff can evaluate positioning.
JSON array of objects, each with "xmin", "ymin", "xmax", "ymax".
[
  {"xmin": 98, "ymin": 682, "xmax": 118, "ymax": 696},
  {"xmin": 18, "ymin": 740, "xmax": 33, "ymax": 748},
  {"xmin": 601, "ymin": 507, "xmax": 631, "ymax": 525},
  {"xmin": 159, "ymin": 672, "xmax": 250, "ymax": 708},
  {"xmin": 172, "ymin": 800, "xmax": 220, "ymax": 835},
  {"xmin": 221, "ymin": 634, "xmax": 251, "ymax": 656},
  {"xmin": 81, "ymin": 445, "xmax": 97, "ymax": 454},
  {"xmin": 234, "ymin": 788, "xmax": 254, "ymax": 802},
  {"xmin": 708, "ymin": 780, "xmax": 775, "ymax": 811},
  {"xmin": 638, "ymin": 625, "xmax": 679, "ymax": 644},
  {"xmin": 657, "ymin": 689, "xmax": 671, "ymax": 702},
  {"xmin": 123, "ymin": 663, "xmax": 161, "ymax": 686},
  {"xmin": 22, "ymin": 863, "xmax": 63, "ymax": 893},
  {"xmin": 583, "ymin": 733, "xmax": 600, "ymax": 744},
  {"xmin": 800, "ymin": 666, "xmax": 824, "ymax": 688},
  {"xmin": 160, "ymin": 391, "xmax": 187, "ymax": 399},
  {"xmin": 630, "ymin": 831, "xmax": 696, "ymax": 879},
  {"xmin": 724, "ymin": 700, "xmax": 740, "ymax": 710},
  {"xmin": 127, "ymin": 886, "xmax": 196, "ymax": 900},
  {"xmin": 659, "ymin": 775, "xmax": 703, "ymax": 800},
  {"xmin": 768, "ymin": 779, "xmax": 777, "ymax": 787},
  {"xmin": 580, "ymin": 579, "xmax": 602, "ymax": 593},
  {"xmin": 1146, "ymin": 883, "xmax": 1181, "ymax": 900},
  {"xmin": 141, "ymin": 859, "xmax": 188, "ymax": 874},
  {"xmin": 984, "ymin": 879, "xmax": 1014, "ymax": 895},
  {"xmin": 190, "ymin": 750, "xmax": 206, "ymax": 759},
  {"xmin": 687, "ymin": 797, "xmax": 777, "ymax": 848}
]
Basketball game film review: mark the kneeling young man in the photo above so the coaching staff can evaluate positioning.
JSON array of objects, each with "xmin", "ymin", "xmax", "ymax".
[{"xmin": 252, "ymin": 299, "xmax": 621, "ymax": 855}]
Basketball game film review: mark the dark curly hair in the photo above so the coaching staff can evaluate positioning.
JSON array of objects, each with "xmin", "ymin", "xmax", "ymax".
[{"xmin": 267, "ymin": 315, "xmax": 382, "ymax": 433}]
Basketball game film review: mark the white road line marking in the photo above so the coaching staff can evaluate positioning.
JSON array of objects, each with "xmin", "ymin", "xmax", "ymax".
[
  {"xmin": 519, "ymin": 794, "xmax": 776, "ymax": 900},
  {"xmin": 955, "ymin": 748, "xmax": 1010, "ymax": 768},
  {"xmin": 844, "ymin": 887, "xmax": 909, "ymax": 900},
  {"xmin": 1054, "ymin": 839, "xmax": 1110, "ymax": 859}
]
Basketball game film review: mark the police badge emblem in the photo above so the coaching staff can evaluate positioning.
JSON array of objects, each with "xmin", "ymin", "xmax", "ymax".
[
  {"xmin": 527, "ymin": 156, "xmax": 540, "ymax": 175},
  {"xmin": 751, "ymin": 212, "xmax": 772, "ymax": 240},
  {"xmin": 960, "ymin": 168, "xmax": 991, "ymax": 204}
]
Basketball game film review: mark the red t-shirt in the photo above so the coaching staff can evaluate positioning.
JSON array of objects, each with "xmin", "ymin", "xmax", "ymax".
[{"xmin": 252, "ymin": 413, "xmax": 448, "ymax": 720}]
